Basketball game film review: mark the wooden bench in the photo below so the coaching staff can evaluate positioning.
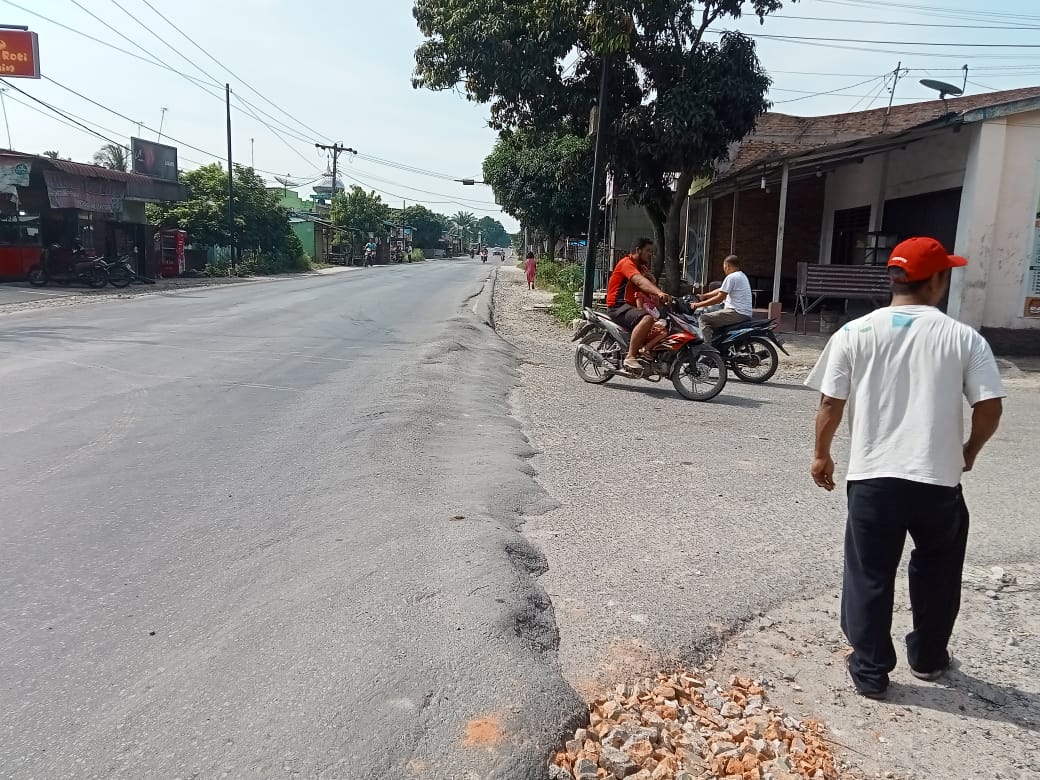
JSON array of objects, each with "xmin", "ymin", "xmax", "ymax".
[{"xmin": 795, "ymin": 262, "xmax": 891, "ymax": 333}]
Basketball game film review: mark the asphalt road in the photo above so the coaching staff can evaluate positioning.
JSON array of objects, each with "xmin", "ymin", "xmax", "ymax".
[{"xmin": 0, "ymin": 260, "xmax": 581, "ymax": 779}]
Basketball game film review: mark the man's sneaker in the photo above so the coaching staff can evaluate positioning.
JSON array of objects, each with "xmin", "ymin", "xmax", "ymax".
[
  {"xmin": 623, "ymin": 357, "xmax": 643, "ymax": 373},
  {"xmin": 910, "ymin": 656, "xmax": 956, "ymax": 682}
]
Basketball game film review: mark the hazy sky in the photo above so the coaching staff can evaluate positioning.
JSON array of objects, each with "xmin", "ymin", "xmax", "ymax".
[{"xmin": 3, "ymin": 0, "xmax": 1040, "ymax": 233}]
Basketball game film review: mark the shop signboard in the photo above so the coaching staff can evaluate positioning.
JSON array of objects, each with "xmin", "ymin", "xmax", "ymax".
[
  {"xmin": 43, "ymin": 170, "xmax": 125, "ymax": 213},
  {"xmin": 131, "ymin": 137, "xmax": 178, "ymax": 182},
  {"xmin": 0, "ymin": 30, "xmax": 40, "ymax": 79}
]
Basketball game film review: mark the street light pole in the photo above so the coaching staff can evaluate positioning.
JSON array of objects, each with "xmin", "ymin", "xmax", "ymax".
[
  {"xmin": 0, "ymin": 88, "xmax": 11, "ymax": 149},
  {"xmin": 581, "ymin": 55, "xmax": 610, "ymax": 309},
  {"xmin": 225, "ymin": 83, "xmax": 235, "ymax": 273}
]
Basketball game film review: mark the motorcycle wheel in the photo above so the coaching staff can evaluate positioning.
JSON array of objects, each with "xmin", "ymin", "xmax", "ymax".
[
  {"xmin": 107, "ymin": 265, "xmax": 132, "ymax": 288},
  {"xmin": 574, "ymin": 332, "xmax": 618, "ymax": 384},
  {"xmin": 28, "ymin": 266, "xmax": 48, "ymax": 286},
  {"xmin": 730, "ymin": 336, "xmax": 779, "ymax": 383},
  {"xmin": 671, "ymin": 349, "xmax": 727, "ymax": 401},
  {"xmin": 87, "ymin": 268, "xmax": 108, "ymax": 288}
]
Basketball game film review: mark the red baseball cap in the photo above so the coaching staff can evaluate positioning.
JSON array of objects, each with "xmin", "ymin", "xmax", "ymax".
[{"xmin": 888, "ymin": 237, "xmax": 967, "ymax": 282}]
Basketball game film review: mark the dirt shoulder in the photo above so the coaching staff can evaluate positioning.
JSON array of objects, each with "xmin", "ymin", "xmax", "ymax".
[
  {"xmin": 0, "ymin": 266, "xmax": 359, "ymax": 317},
  {"xmin": 492, "ymin": 265, "xmax": 1040, "ymax": 780}
]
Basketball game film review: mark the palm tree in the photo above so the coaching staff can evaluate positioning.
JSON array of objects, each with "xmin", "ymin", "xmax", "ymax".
[
  {"xmin": 451, "ymin": 211, "xmax": 477, "ymax": 247},
  {"xmin": 93, "ymin": 143, "xmax": 128, "ymax": 172}
]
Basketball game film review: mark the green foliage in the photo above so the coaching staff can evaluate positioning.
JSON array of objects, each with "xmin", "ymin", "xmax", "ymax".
[
  {"xmin": 414, "ymin": 0, "xmax": 789, "ymax": 292},
  {"xmin": 482, "ymin": 130, "xmax": 590, "ymax": 246},
  {"xmin": 205, "ymin": 248, "xmax": 311, "ymax": 278},
  {"xmin": 392, "ymin": 204, "xmax": 447, "ymax": 249},
  {"xmin": 535, "ymin": 258, "xmax": 583, "ymax": 324},
  {"xmin": 407, "ymin": 247, "xmax": 426, "ymax": 262},
  {"xmin": 147, "ymin": 163, "xmax": 304, "ymax": 266},
  {"xmin": 42, "ymin": 150, "xmax": 60, "ymax": 159},
  {"xmin": 451, "ymin": 211, "xmax": 478, "ymax": 245},
  {"xmin": 475, "ymin": 216, "xmax": 510, "ymax": 247},
  {"xmin": 93, "ymin": 143, "xmax": 128, "ymax": 171},
  {"xmin": 330, "ymin": 186, "xmax": 391, "ymax": 239}
]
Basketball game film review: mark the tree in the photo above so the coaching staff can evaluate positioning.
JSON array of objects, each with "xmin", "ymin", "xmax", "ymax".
[
  {"xmin": 482, "ymin": 130, "xmax": 589, "ymax": 258},
  {"xmin": 93, "ymin": 143, "xmax": 128, "ymax": 172},
  {"xmin": 146, "ymin": 163, "xmax": 302, "ymax": 262},
  {"xmin": 476, "ymin": 215, "xmax": 510, "ymax": 248},
  {"xmin": 451, "ymin": 211, "xmax": 477, "ymax": 247},
  {"xmin": 393, "ymin": 204, "xmax": 448, "ymax": 250},
  {"xmin": 42, "ymin": 150, "xmax": 60, "ymax": 159},
  {"xmin": 330, "ymin": 186, "xmax": 391, "ymax": 240},
  {"xmin": 414, "ymin": 0, "xmax": 786, "ymax": 292}
]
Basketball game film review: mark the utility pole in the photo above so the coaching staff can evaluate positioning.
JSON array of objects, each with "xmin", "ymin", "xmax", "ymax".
[
  {"xmin": 250, "ymin": 138, "xmax": 255, "ymax": 169},
  {"xmin": 315, "ymin": 143, "xmax": 356, "ymax": 263},
  {"xmin": 315, "ymin": 143, "xmax": 357, "ymax": 205},
  {"xmin": 886, "ymin": 62, "xmax": 906, "ymax": 116},
  {"xmin": 582, "ymin": 55, "xmax": 610, "ymax": 308},
  {"xmin": 157, "ymin": 107, "xmax": 168, "ymax": 141},
  {"xmin": 0, "ymin": 88, "xmax": 11, "ymax": 149},
  {"xmin": 225, "ymin": 83, "xmax": 235, "ymax": 273}
]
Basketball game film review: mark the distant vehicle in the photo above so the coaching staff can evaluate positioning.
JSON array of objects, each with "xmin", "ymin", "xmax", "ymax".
[{"xmin": 492, "ymin": 247, "xmax": 502, "ymax": 256}]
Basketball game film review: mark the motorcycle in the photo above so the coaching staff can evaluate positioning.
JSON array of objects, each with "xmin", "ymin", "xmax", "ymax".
[
  {"xmin": 28, "ymin": 243, "xmax": 108, "ymax": 288},
  {"xmin": 673, "ymin": 297, "xmax": 789, "ymax": 383},
  {"xmin": 97, "ymin": 255, "xmax": 134, "ymax": 288},
  {"xmin": 363, "ymin": 248, "xmax": 376, "ymax": 267},
  {"xmin": 571, "ymin": 305, "xmax": 727, "ymax": 401}
]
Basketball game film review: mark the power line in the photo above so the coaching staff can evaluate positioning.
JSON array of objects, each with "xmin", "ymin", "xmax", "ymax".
[
  {"xmin": 38, "ymin": 76, "xmax": 320, "ymax": 179},
  {"xmin": 772, "ymin": 75, "xmax": 888, "ymax": 104},
  {"xmin": 762, "ymin": 11, "xmax": 1040, "ymax": 31},
  {"xmin": 338, "ymin": 170, "xmax": 504, "ymax": 214},
  {"xmin": 714, "ymin": 29, "xmax": 1040, "ymax": 49},
  {"xmin": 817, "ymin": 0, "xmax": 1040, "ymax": 24},
  {"xmin": 1, "ymin": 79, "xmax": 127, "ymax": 150},
  {"xmin": 133, "ymin": 0, "xmax": 335, "ymax": 145}
]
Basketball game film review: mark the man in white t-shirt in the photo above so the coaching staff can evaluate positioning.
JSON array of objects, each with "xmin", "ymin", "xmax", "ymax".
[
  {"xmin": 806, "ymin": 236, "xmax": 1005, "ymax": 700},
  {"xmin": 689, "ymin": 255, "xmax": 753, "ymax": 342}
]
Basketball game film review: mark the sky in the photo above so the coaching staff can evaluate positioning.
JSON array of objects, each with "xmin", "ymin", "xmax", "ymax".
[{"xmin": 3, "ymin": 0, "xmax": 1040, "ymax": 234}]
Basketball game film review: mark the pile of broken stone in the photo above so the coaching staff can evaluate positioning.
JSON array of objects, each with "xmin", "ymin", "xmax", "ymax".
[{"xmin": 550, "ymin": 671, "xmax": 852, "ymax": 780}]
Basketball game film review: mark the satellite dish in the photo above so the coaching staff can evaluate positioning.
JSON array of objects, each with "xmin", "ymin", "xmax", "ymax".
[
  {"xmin": 920, "ymin": 79, "xmax": 964, "ymax": 116},
  {"xmin": 920, "ymin": 79, "xmax": 964, "ymax": 99}
]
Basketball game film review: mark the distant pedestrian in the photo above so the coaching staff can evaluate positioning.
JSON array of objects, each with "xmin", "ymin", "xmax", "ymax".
[
  {"xmin": 524, "ymin": 252, "xmax": 537, "ymax": 290},
  {"xmin": 806, "ymin": 237, "xmax": 1005, "ymax": 700}
]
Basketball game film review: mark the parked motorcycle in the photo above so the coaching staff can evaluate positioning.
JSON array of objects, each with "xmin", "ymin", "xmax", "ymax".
[
  {"xmin": 98, "ymin": 255, "xmax": 134, "ymax": 288},
  {"xmin": 674, "ymin": 297, "xmax": 789, "ymax": 383},
  {"xmin": 571, "ymin": 305, "xmax": 727, "ymax": 401},
  {"xmin": 28, "ymin": 243, "xmax": 108, "ymax": 288}
]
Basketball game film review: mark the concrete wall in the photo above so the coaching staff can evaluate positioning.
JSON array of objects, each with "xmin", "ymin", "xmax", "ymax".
[
  {"xmin": 950, "ymin": 110, "xmax": 1040, "ymax": 333},
  {"xmin": 819, "ymin": 127, "xmax": 973, "ymax": 263}
]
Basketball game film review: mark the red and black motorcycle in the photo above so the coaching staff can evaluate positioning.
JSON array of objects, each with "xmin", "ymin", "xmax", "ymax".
[{"xmin": 571, "ymin": 304, "xmax": 728, "ymax": 401}]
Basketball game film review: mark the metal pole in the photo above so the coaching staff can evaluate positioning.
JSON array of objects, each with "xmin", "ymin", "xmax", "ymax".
[
  {"xmin": 581, "ymin": 55, "xmax": 610, "ymax": 309},
  {"xmin": 226, "ymin": 83, "xmax": 235, "ymax": 272},
  {"xmin": 250, "ymin": 138, "xmax": 255, "ymax": 168},
  {"xmin": 772, "ymin": 163, "xmax": 790, "ymax": 304},
  {"xmin": 157, "ymin": 107, "xmax": 168, "ymax": 141},
  {"xmin": 0, "ymin": 89, "xmax": 11, "ymax": 149}
]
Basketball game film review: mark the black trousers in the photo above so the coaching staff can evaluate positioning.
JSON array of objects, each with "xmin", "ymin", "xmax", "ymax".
[{"xmin": 842, "ymin": 478, "xmax": 969, "ymax": 693}]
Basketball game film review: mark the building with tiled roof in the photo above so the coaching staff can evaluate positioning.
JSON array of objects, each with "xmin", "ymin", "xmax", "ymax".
[{"xmin": 687, "ymin": 85, "xmax": 1040, "ymax": 345}]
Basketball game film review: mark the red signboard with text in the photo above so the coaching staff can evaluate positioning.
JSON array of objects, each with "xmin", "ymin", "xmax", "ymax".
[{"xmin": 0, "ymin": 30, "xmax": 40, "ymax": 79}]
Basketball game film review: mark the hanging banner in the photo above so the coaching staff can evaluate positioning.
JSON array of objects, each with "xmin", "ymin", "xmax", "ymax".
[
  {"xmin": 43, "ymin": 170, "xmax": 125, "ymax": 212},
  {"xmin": 0, "ymin": 160, "xmax": 30, "ymax": 199}
]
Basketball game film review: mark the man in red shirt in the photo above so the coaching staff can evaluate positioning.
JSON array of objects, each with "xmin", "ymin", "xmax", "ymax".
[{"xmin": 606, "ymin": 238, "xmax": 672, "ymax": 372}]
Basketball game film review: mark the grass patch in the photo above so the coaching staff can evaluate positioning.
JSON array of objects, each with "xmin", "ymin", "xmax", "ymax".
[{"xmin": 534, "ymin": 258, "xmax": 583, "ymax": 325}]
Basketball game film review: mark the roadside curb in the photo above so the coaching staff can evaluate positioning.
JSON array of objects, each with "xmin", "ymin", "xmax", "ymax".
[{"xmin": 475, "ymin": 266, "xmax": 498, "ymax": 330}]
